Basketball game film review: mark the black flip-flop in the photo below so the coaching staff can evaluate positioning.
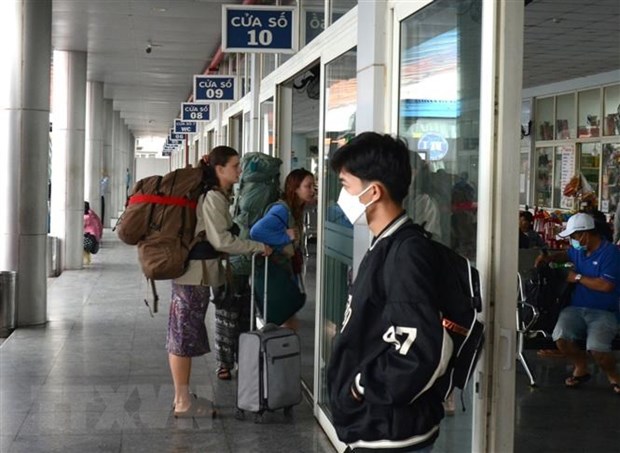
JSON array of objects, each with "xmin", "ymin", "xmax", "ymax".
[{"xmin": 565, "ymin": 373, "xmax": 591, "ymax": 388}]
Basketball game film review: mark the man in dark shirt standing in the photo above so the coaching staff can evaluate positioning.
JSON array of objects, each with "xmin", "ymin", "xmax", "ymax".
[{"xmin": 327, "ymin": 133, "xmax": 450, "ymax": 452}]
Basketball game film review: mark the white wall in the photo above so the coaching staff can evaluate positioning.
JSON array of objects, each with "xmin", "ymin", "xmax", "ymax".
[{"xmin": 135, "ymin": 156, "xmax": 170, "ymax": 181}]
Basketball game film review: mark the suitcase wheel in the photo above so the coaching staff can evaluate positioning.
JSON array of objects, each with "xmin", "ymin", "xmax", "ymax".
[
  {"xmin": 253, "ymin": 412, "xmax": 264, "ymax": 424},
  {"xmin": 283, "ymin": 406, "xmax": 293, "ymax": 418},
  {"xmin": 234, "ymin": 408, "xmax": 245, "ymax": 421}
]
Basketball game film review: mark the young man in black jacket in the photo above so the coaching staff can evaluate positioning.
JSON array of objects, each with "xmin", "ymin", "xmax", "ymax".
[{"xmin": 327, "ymin": 132, "xmax": 451, "ymax": 452}]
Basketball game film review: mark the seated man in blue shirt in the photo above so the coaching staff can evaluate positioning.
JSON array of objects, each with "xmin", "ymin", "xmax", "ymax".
[{"xmin": 537, "ymin": 213, "xmax": 620, "ymax": 394}]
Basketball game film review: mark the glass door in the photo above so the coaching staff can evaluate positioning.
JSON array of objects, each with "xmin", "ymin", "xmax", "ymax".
[{"xmin": 396, "ymin": 0, "xmax": 482, "ymax": 451}]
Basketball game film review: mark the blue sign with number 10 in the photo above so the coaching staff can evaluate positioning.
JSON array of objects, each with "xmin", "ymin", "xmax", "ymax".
[{"xmin": 222, "ymin": 5, "xmax": 297, "ymax": 53}]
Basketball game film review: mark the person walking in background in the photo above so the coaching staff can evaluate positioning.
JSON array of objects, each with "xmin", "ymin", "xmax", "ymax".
[
  {"xmin": 167, "ymin": 146, "xmax": 271, "ymax": 416},
  {"xmin": 100, "ymin": 174, "xmax": 109, "ymax": 226},
  {"xmin": 250, "ymin": 168, "xmax": 316, "ymax": 331},
  {"xmin": 83, "ymin": 201, "xmax": 103, "ymax": 265},
  {"xmin": 327, "ymin": 133, "xmax": 448, "ymax": 453}
]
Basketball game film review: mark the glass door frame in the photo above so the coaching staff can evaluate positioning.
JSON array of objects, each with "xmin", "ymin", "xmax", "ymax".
[
  {"xmin": 293, "ymin": 10, "xmax": 357, "ymax": 452},
  {"xmin": 254, "ymin": 8, "xmax": 359, "ymax": 450},
  {"xmin": 389, "ymin": 1, "xmax": 524, "ymax": 452}
]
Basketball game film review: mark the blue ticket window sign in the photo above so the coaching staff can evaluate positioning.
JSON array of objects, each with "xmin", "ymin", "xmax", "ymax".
[
  {"xmin": 222, "ymin": 5, "xmax": 297, "ymax": 53},
  {"xmin": 194, "ymin": 76, "xmax": 237, "ymax": 103},
  {"xmin": 174, "ymin": 120, "xmax": 197, "ymax": 134},
  {"xmin": 417, "ymin": 133, "xmax": 450, "ymax": 161},
  {"xmin": 182, "ymin": 103, "xmax": 210, "ymax": 121}
]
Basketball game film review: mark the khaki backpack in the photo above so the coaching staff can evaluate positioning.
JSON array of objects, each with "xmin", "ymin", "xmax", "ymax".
[{"xmin": 116, "ymin": 167, "xmax": 206, "ymax": 311}]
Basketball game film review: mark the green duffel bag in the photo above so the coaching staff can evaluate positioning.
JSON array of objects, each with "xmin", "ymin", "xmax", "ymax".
[{"xmin": 253, "ymin": 258, "xmax": 306, "ymax": 325}]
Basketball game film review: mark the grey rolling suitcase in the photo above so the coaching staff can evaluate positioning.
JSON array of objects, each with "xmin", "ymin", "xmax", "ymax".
[{"xmin": 235, "ymin": 254, "xmax": 302, "ymax": 423}]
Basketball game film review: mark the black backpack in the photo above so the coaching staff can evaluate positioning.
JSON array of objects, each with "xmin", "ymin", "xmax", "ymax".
[
  {"xmin": 521, "ymin": 264, "xmax": 572, "ymax": 334},
  {"xmin": 395, "ymin": 223, "xmax": 485, "ymax": 402}
]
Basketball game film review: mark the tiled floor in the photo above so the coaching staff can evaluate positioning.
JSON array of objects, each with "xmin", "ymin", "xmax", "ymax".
[
  {"xmin": 0, "ymin": 231, "xmax": 335, "ymax": 453},
  {"xmin": 2, "ymin": 230, "xmax": 620, "ymax": 452}
]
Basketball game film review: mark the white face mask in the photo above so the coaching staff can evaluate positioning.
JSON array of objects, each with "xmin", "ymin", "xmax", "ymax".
[{"xmin": 337, "ymin": 185, "xmax": 375, "ymax": 225}]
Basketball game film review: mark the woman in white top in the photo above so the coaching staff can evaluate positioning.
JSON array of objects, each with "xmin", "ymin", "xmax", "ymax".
[{"xmin": 167, "ymin": 146, "xmax": 271, "ymax": 418}]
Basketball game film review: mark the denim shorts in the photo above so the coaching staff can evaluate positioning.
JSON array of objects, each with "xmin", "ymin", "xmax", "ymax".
[{"xmin": 552, "ymin": 306, "xmax": 619, "ymax": 352}]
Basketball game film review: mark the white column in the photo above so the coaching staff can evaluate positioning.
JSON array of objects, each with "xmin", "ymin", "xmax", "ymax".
[
  {"xmin": 128, "ymin": 133, "xmax": 135, "ymax": 189},
  {"xmin": 111, "ymin": 110, "xmax": 122, "ymax": 219},
  {"xmin": 50, "ymin": 50, "xmax": 87, "ymax": 270},
  {"xmin": 101, "ymin": 99, "xmax": 113, "ymax": 227},
  {"xmin": 474, "ymin": 1, "xmax": 524, "ymax": 452},
  {"xmin": 249, "ymin": 53, "xmax": 260, "ymax": 153},
  {"xmin": 351, "ymin": 0, "xmax": 389, "ymax": 274},
  {"xmin": 0, "ymin": 0, "xmax": 52, "ymax": 326},
  {"xmin": 355, "ymin": 0, "xmax": 387, "ymax": 133},
  {"xmin": 84, "ymin": 81, "xmax": 104, "ymax": 217}
]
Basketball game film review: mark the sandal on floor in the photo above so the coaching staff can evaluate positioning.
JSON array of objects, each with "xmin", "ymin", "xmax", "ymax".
[
  {"xmin": 217, "ymin": 367, "xmax": 231, "ymax": 380},
  {"xmin": 565, "ymin": 373, "xmax": 591, "ymax": 388},
  {"xmin": 174, "ymin": 396, "xmax": 213, "ymax": 418},
  {"xmin": 611, "ymin": 383, "xmax": 620, "ymax": 395},
  {"xmin": 172, "ymin": 393, "xmax": 197, "ymax": 409}
]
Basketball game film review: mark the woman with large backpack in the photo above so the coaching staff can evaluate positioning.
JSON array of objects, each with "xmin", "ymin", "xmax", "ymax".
[
  {"xmin": 167, "ymin": 146, "xmax": 271, "ymax": 418},
  {"xmin": 249, "ymin": 168, "xmax": 315, "ymax": 331}
]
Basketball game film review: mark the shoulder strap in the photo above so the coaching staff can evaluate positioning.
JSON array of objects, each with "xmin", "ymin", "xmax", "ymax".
[{"xmin": 264, "ymin": 201, "xmax": 291, "ymax": 228}]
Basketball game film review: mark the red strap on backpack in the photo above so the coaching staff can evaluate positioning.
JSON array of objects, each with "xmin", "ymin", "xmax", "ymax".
[{"xmin": 128, "ymin": 194, "xmax": 197, "ymax": 209}]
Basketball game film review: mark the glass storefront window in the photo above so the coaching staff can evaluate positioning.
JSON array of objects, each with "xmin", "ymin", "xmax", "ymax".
[
  {"xmin": 318, "ymin": 48, "xmax": 357, "ymax": 416},
  {"xmin": 603, "ymin": 84, "xmax": 620, "ymax": 136},
  {"xmin": 578, "ymin": 88, "xmax": 601, "ymax": 138},
  {"xmin": 536, "ymin": 97, "xmax": 554, "ymax": 140},
  {"xmin": 579, "ymin": 142, "xmax": 601, "ymax": 201},
  {"xmin": 301, "ymin": 0, "xmax": 329, "ymax": 45},
  {"xmin": 261, "ymin": 54, "xmax": 276, "ymax": 79},
  {"xmin": 260, "ymin": 98, "xmax": 274, "ymax": 155},
  {"xmin": 330, "ymin": 0, "xmax": 356, "ymax": 25},
  {"xmin": 554, "ymin": 145, "xmax": 576, "ymax": 210},
  {"xmin": 601, "ymin": 143, "xmax": 620, "ymax": 213},
  {"xmin": 520, "ymin": 151, "xmax": 530, "ymax": 206},
  {"xmin": 555, "ymin": 93, "xmax": 575, "ymax": 140},
  {"xmin": 398, "ymin": 0, "xmax": 481, "ymax": 259},
  {"xmin": 534, "ymin": 147, "xmax": 553, "ymax": 207},
  {"xmin": 520, "ymin": 100, "xmax": 532, "ymax": 205}
]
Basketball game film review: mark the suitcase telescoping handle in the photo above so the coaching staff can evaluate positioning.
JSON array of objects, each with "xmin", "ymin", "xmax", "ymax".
[{"xmin": 250, "ymin": 252, "xmax": 269, "ymax": 331}]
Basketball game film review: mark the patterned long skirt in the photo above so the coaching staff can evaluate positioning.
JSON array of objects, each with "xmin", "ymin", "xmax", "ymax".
[
  {"xmin": 214, "ymin": 275, "xmax": 251, "ymax": 369},
  {"xmin": 166, "ymin": 282, "xmax": 210, "ymax": 357}
]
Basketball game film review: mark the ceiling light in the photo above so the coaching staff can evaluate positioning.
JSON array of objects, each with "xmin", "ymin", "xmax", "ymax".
[{"xmin": 152, "ymin": 7, "xmax": 167, "ymax": 13}]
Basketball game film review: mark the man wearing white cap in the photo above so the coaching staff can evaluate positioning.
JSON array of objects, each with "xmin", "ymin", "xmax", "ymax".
[{"xmin": 537, "ymin": 213, "xmax": 620, "ymax": 394}]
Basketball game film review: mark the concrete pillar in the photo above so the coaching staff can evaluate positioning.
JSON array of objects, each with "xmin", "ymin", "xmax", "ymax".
[
  {"xmin": 84, "ymin": 81, "xmax": 104, "ymax": 217},
  {"xmin": 355, "ymin": 0, "xmax": 387, "ymax": 133},
  {"xmin": 50, "ymin": 50, "xmax": 87, "ymax": 270},
  {"xmin": 128, "ymin": 133, "xmax": 135, "ymax": 189},
  {"xmin": 351, "ymin": 0, "xmax": 388, "ymax": 273},
  {"xmin": 249, "ymin": 53, "xmax": 260, "ymax": 153},
  {"xmin": 0, "ymin": 0, "xmax": 52, "ymax": 326},
  {"xmin": 111, "ymin": 110, "xmax": 121, "ymax": 220},
  {"xmin": 121, "ymin": 121, "xmax": 129, "ymax": 209},
  {"xmin": 101, "ymin": 99, "xmax": 113, "ymax": 227}
]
